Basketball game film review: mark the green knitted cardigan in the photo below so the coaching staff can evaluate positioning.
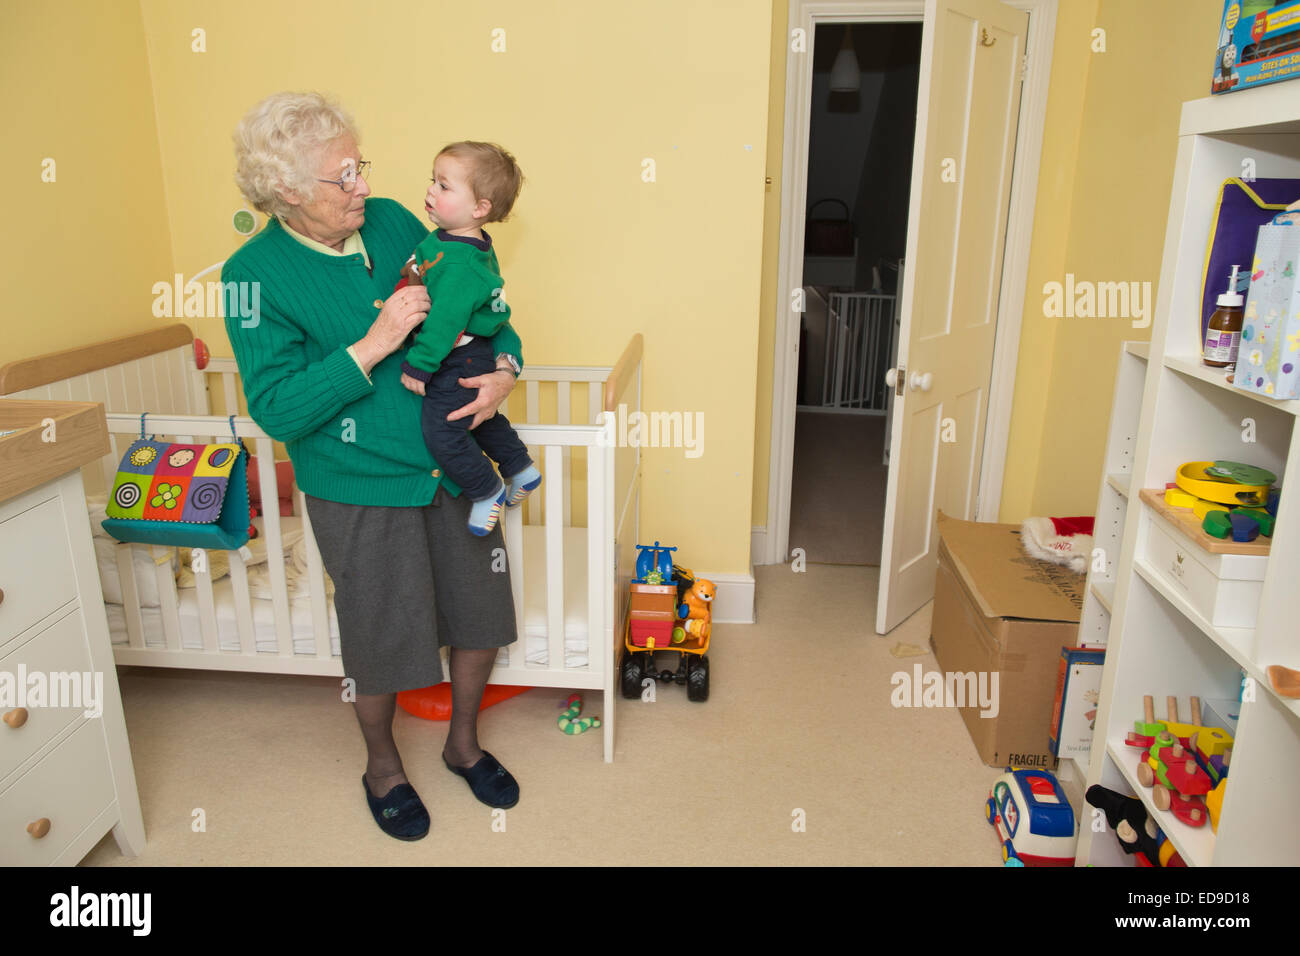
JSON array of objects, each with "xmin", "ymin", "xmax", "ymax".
[{"xmin": 221, "ymin": 197, "xmax": 523, "ymax": 505}]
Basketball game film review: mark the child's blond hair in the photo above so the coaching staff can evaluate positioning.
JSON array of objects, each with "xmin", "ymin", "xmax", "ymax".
[{"xmin": 437, "ymin": 141, "xmax": 524, "ymax": 223}]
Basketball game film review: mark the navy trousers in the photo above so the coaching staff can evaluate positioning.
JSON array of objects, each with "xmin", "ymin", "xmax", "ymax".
[{"xmin": 420, "ymin": 337, "xmax": 533, "ymax": 501}]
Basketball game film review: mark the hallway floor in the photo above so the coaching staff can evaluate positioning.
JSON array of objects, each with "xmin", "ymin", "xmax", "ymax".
[
  {"xmin": 83, "ymin": 565, "xmax": 1008, "ymax": 866},
  {"xmin": 789, "ymin": 410, "xmax": 888, "ymax": 565}
]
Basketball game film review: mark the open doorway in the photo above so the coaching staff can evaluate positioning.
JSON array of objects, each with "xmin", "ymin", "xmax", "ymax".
[{"xmin": 789, "ymin": 21, "xmax": 922, "ymax": 567}]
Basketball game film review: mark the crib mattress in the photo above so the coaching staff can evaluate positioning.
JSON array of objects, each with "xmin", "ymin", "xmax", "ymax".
[{"xmin": 101, "ymin": 525, "xmax": 594, "ymax": 669}]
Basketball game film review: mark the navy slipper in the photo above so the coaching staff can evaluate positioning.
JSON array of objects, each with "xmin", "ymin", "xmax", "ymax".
[
  {"xmin": 443, "ymin": 750, "xmax": 520, "ymax": 809},
  {"xmin": 363, "ymin": 774, "xmax": 430, "ymax": 841}
]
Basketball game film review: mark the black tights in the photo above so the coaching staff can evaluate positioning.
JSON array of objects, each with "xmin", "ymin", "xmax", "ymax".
[{"xmin": 356, "ymin": 647, "xmax": 500, "ymax": 799}]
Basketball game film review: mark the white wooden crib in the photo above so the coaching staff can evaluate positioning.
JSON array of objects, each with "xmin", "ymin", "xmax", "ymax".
[{"xmin": 0, "ymin": 324, "xmax": 643, "ymax": 762}]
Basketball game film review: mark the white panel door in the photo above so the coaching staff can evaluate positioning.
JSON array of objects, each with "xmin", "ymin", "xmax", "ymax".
[{"xmin": 877, "ymin": 0, "xmax": 1028, "ymax": 634}]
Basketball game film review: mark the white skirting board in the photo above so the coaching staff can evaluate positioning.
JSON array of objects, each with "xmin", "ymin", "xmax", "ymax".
[
  {"xmin": 751, "ymin": 526, "xmax": 769, "ymax": 567},
  {"xmin": 703, "ymin": 570, "xmax": 755, "ymax": 625}
]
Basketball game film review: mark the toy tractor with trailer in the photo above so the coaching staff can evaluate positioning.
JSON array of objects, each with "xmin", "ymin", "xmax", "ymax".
[{"xmin": 620, "ymin": 541, "xmax": 713, "ymax": 702}]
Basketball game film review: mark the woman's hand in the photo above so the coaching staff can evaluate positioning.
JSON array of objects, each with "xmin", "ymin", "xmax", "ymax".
[
  {"xmin": 352, "ymin": 284, "xmax": 431, "ymax": 375},
  {"xmin": 448, "ymin": 368, "xmax": 517, "ymax": 430}
]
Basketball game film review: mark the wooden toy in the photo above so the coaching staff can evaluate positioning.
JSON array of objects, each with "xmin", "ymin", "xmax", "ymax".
[
  {"xmin": 1137, "ymin": 718, "xmax": 1213, "ymax": 826},
  {"xmin": 1234, "ymin": 506, "xmax": 1275, "ymax": 536},
  {"xmin": 987, "ymin": 768, "xmax": 1076, "ymax": 866},
  {"xmin": 1192, "ymin": 498, "xmax": 1230, "ymax": 520},
  {"xmin": 1267, "ymin": 664, "xmax": 1300, "ymax": 698},
  {"xmin": 1175, "ymin": 461, "xmax": 1271, "ymax": 506},
  {"xmin": 1206, "ymin": 778, "xmax": 1227, "ymax": 833},
  {"xmin": 1229, "ymin": 511, "xmax": 1260, "ymax": 542},
  {"xmin": 1202, "ymin": 510, "xmax": 1233, "ymax": 537},
  {"xmin": 1160, "ymin": 695, "xmax": 1204, "ymax": 742},
  {"xmin": 1164, "ymin": 487, "xmax": 1198, "ymax": 509},
  {"xmin": 1127, "ymin": 695, "xmax": 1234, "ymax": 782}
]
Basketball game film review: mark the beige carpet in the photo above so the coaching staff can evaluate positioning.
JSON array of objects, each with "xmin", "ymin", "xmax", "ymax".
[
  {"xmin": 78, "ymin": 565, "xmax": 1020, "ymax": 867},
  {"xmin": 789, "ymin": 411, "xmax": 888, "ymax": 565}
]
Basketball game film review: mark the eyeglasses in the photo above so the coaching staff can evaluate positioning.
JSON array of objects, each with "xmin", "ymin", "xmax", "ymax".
[{"xmin": 318, "ymin": 160, "xmax": 371, "ymax": 192}]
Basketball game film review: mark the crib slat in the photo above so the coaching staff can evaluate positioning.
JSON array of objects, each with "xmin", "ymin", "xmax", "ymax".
[
  {"xmin": 586, "ymin": 444, "xmax": 608, "ymax": 681},
  {"xmin": 115, "ymin": 544, "xmax": 146, "ymax": 650},
  {"xmin": 297, "ymin": 488, "xmax": 333, "ymax": 661},
  {"xmin": 526, "ymin": 380, "xmax": 541, "ymax": 524},
  {"xmin": 223, "ymin": 374, "xmax": 239, "ymax": 418},
  {"xmin": 558, "ymin": 384, "xmax": 572, "ymax": 526},
  {"xmin": 100, "ymin": 433, "xmax": 121, "ymax": 500},
  {"xmin": 503, "ymin": 503, "xmax": 526, "ymax": 668},
  {"xmin": 155, "ymin": 351, "xmax": 178, "ymax": 414},
  {"xmin": 192, "ymin": 549, "xmax": 219, "ymax": 653},
  {"xmin": 228, "ymin": 548, "xmax": 256, "ymax": 656},
  {"xmin": 254, "ymin": 439, "xmax": 293, "ymax": 657},
  {"xmin": 544, "ymin": 445, "xmax": 564, "ymax": 669},
  {"xmin": 155, "ymin": 548, "xmax": 183, "ymax": 652}
]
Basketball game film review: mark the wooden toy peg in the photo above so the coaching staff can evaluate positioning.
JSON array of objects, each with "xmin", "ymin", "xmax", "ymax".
[
  {"xmin": 1144, "ymin": 696, "xmax": 1155, "ymax": 723},
  {"xmin": 1190, "ymin": 697, "xmax": 1202, "ymax": 727},
  {"xmin": 1167, "ymin": 696, "xmax": 1179, "ymax": 723}
]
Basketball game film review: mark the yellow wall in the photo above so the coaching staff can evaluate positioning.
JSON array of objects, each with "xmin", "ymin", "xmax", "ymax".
[
  {"xmin": 752, "ymin": 0, "xmax": 1233, "ymax": 540},
  {"xmin": 2, "ymin": 0, "xmax": 173, "ymax": 366},
  {"xmin": 1019, "ymin": 0, "xmax": 1228, "ymax": 519},
  {"xmin": 7, "ymin": 0, "xmax": 773, "ymax": 577},
  {"xmin": 6, "ymin": 0, "xmax": 1236, "ymax": 577}
]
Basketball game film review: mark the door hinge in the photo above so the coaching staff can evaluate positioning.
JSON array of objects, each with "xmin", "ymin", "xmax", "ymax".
[{"xmin": 1021, "ymin": 53, "xmax": 1028, "ymax": 81}]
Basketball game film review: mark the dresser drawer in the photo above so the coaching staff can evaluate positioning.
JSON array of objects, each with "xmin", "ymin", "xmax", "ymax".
[
  {"xmin": 0, "ymin": 610, "xmax": 95, "ymax": 781},
  {"xmin": 0, "ymin": 718, "xmax": 114, "ymax": 865},
  {"xmin": 0, "ymin": 495, "xmax": 77, "ymax": 645}
]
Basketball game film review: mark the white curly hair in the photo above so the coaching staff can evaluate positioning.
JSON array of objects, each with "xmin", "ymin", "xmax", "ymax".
[{"xmin": 233, "ymin": 91, "xmax": 358, "ymax": 219}]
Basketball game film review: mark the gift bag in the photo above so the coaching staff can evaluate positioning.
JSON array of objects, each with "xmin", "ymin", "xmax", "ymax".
[
  {"xmin": 101, "ymin": 414, "xmax": 251, "ymax": 550},
  {"xmin": 1235, "ymin": 213, "xmax": 1300, "ymax": 400},
  {"xmin": 1201, "ymin": 178, "xmax": 1300, "ymax": 352}
]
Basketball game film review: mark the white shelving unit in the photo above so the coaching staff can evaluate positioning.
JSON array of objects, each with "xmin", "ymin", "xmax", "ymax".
[
  {"xmin": 1079, "ymin": 341, "xmax": 1150, "ymax": 652},
  {"xmin": 1078, "ymin": 83, "xmax": 1300, "ymax": 867},
  {"xmin": 1051, "ymin": 342, "xmax": 1147, "ymax": 818}
]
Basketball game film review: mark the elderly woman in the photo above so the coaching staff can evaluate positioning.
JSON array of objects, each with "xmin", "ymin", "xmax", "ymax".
[{"xmin": 222, "ymin": 91, "xmax": 523, "ymax": 841}]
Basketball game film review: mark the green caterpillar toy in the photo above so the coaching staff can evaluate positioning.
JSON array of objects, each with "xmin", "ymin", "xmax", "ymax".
[{"xmin": 558, "ymin": 693, "xmax": 600, "ymax": 735}]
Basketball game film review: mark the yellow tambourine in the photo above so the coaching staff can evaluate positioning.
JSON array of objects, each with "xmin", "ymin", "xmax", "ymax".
[{"xmin": 1174, "ymin": 462, "xmax": 1270, "ymax": 506}]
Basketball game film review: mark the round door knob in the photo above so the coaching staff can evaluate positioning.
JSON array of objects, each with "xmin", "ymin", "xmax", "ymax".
[
  {"xmin": 909, "ymin": 372, "xmax": 933, "ymax": 392},
  {"xmin": 4, "ymin": 708, "xmax": 28, "ymax": 729},
  {"xmin": 27, "ymin": 818, "xmax": 51, "ymax": 839},
  {"xmin": 884, "ymin": 368, "xmax": 899, "ymax": 388}
]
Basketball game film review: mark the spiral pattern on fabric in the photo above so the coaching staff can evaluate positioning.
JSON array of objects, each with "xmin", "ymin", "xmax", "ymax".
[{"xmin": 190, "ymin": 481, "xmax": 222, "ymax": 510}]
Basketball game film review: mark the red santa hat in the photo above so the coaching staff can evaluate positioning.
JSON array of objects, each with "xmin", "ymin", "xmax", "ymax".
[{"xmin": 1020, "ymin": 516, "xmax": 1095, "ymax": 574}]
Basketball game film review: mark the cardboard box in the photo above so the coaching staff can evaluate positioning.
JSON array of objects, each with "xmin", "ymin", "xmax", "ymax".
[
  {"xmin": 1211, "ymin": 0, "xmax": 1300, "ymax": 95},
  {"xmin": 930, "ymin": 513, "xmax": 1086, "ymax": 770},
  {"xmin": 1049, "ymin": 648, "xmax": 1106, "ymax": 759}
]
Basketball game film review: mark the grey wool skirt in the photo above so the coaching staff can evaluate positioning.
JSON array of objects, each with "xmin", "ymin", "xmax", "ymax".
[{"xmin": 304, "ymin": 485, "xmax": 517, "ymax": 695}]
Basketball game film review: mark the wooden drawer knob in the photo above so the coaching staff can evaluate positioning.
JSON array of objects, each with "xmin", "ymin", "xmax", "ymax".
[
  {"xmin": 3, "ymin": 708, "xmax": 27, "ymax": 728},
  {"xmin": 27, "ymin": 818, "xmax": 51, "ymax": 839},
  {"xmin": 0, "ymin": 586, "xmax": 5, "ymax": 606}
]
